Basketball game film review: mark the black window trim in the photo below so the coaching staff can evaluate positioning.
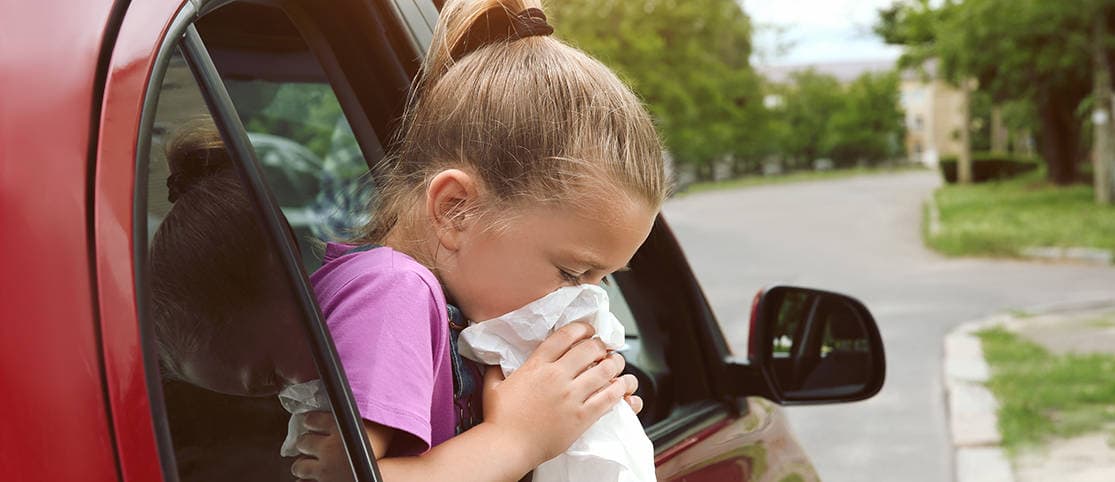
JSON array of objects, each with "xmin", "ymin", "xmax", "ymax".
[
  {"xmin": 132, "ymin": 5, "xmax": 204, "ymax": 481},
  {"xmin": 178, "ymin": 25, "xmax": 384, "ymax": 481},
  {"xmin": 131, "ymin": 2, "xmax": 384, "ymax": 479}
]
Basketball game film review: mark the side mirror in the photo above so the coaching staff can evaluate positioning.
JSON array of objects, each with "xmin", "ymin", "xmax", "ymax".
[{"xmin": 746, "ymin": 286, "xmax": 885, "ymax": 404}]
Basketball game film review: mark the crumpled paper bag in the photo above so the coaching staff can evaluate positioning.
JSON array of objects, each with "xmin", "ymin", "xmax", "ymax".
[
  {"xmin": 278, "ymin": 379, "xmax": 330, "ymax": 457},
  {"xmin": 458, "ymin": 284, "xmax": 656, "ymax": 482}
]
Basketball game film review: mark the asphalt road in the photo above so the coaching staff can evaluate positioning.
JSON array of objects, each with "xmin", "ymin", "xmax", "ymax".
[{"xmin": 662, "ymin": 170, "xmax": 1115, "ymax": 482}]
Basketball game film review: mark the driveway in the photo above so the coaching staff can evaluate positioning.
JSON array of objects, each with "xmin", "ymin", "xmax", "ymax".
[{"xmin": 663, "ymin": 170, "xmax": 1115, "ymax": 482}]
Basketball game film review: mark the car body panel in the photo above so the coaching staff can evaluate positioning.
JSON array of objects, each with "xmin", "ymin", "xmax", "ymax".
[
  {"xmin": 0, "ymin": 0, "xmax": 121, "ymax": 480},
  {"xmin": 94, "ymin": 1, "xmax": 185, "ymax": 480},
  {"xmin": 656, "ymin": 398, "xmax": 820, "ymax": 482}
]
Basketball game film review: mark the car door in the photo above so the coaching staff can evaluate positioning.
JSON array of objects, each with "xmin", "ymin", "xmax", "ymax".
[
  {"xmin": 94, "ymin": 0, "xmax": 424, "ymax": 480},
  {"xmin": 605, "ymin": 218, "xmax": 822, "ymax": 482}
]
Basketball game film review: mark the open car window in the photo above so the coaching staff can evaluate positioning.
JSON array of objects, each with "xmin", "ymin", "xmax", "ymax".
[
  {"xmin": 134, "ymin": 3, "xmax": 398, "ymax": 480},
  {"xmin": 196, "ymin": 2, "xmax": 389, "ymax": 270}
]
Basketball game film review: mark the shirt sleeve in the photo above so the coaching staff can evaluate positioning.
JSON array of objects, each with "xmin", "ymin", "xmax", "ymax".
[{"xmin": 322, "ymin": 266, "xmax": 442, "ymax": 454}]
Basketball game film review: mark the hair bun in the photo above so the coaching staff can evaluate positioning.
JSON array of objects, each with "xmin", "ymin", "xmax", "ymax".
[
  {"xmin": 166, "ymin": 145, "xmax": 232, "ymax": 203},
  {"xmin": 451, "ymin": 7, "xmax": 553, "ymax": 61}
]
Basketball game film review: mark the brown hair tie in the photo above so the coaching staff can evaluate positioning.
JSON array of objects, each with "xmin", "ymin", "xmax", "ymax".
[
  {"xmin": 166, "ymin": 146, "xmax": 231, "ymax": 203},
  {"xmin": 451, "ymin": 7, "xmax": 554, "ymax": 61}
]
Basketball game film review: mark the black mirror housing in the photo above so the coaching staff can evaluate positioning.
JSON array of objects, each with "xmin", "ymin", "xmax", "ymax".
[{"xmin": 733, "ymin": 286, "xmax": 886, "ymax": 405}]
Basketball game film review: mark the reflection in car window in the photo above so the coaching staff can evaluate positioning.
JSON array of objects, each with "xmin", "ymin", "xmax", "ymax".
[
  {"xmin": 201, "ymin": 4, "xmax": 382, "ymax": 270},
  {"xmin": 772, "ymin": 291, "xmax": 811, "ymax": 357},
  {"xmin": 603, "ymin": 275, "xmax": 639, "ymax": 337},
  {"xmin": 140, "ymin": 47, "xmax": 360, "ymax": 482}
]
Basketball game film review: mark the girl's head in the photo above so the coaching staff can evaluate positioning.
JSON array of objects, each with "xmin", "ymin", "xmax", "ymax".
[
  {"xmin": 151, "ymin": 123, "xmax": 314, "ymax": 396},
  {"xmin": 359, "ymin": 0, "xmax": 668, "ymax": 321}
]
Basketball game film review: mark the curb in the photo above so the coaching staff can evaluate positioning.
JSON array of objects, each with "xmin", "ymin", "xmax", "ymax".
[
  {"xmin": 924, "ymin": 193, "xmax": 1112, "ymax": 267},
  {"xmin": 943, "ymin": 299, "xmax": 1115, "ymax": 482},
  {"xmin": 1020, "ymin": 247, "xmax": 1113, "ymax": 266},
  {"xmin": 926, "ymin": 194, "xmax": 942, "ymax": 238}
]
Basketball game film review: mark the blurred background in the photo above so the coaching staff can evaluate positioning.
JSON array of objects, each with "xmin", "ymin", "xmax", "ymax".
[{"xmin": 548, "ymin": 1, "xmax": 1115, "ymax": 481}]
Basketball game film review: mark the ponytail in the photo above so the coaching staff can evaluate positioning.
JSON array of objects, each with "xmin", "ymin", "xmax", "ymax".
[
  {"xmin": 359, "ymin": 0, "xmax": 667, "ymax": 256},
  {"xmin": 420, "ymin": 0, "xmax": 544, "ymax": 90}
]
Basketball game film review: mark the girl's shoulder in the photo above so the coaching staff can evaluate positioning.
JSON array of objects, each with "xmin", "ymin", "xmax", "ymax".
[{"xmin": 310, "ymin": 242, "xmax": 445, "ymax": 312}]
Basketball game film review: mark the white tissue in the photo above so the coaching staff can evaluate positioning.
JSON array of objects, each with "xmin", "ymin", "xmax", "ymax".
[
  {"xmin": 278, "ymin": 379, "xmax": 330, "ymax": 457},
  {"xmin": 458, "ymin": 284, "xmax": 656, "ymax": 482}
]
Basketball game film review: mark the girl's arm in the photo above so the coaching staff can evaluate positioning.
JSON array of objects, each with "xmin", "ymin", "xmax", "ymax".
[{"xmin": 291, "ymin": 322, "xmax": 639, "ymax": 482}]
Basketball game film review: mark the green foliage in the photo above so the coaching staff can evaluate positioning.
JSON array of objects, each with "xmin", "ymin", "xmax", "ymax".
[
  {"xmin": 772, "ymin": 70, "xmax": 844, "ymax": 169},
  {"xmin": 927, "ymin": 170, "xmax": 1115, "ymax": 257},
  {"xmin": 764, "ymin": 69, "xmax": 906, "ymax": 168},
  {"xmin": 232, "ymin": 81, "xmax": 344, "ymax": 160},
  {"xmin": 977, "ymin": 327, "xmax": 1115, "ymax": 453},
  {"xmin": 821, "ymin": 71, "xmax": 906, "ymax": 166},
  {"xmin": 549, "ymin": 0, "xmax": 767, "ymax": 179},
  {"xmin": 937, "ymin": 152, "xmax": 1039, "ymax": 184},
  {"xmin": 876, "ymin": 0, "xmax": 1115, "ymax": 184}
]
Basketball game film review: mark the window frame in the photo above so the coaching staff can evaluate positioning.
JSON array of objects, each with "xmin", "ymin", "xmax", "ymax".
[{"xmin": 132, "ymin": 5, "xmax": 384, "ymax": 481}]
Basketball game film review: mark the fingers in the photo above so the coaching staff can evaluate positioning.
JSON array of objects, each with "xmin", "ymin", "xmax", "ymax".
[
  {"xmin": 302, "ymin": 411, "xmax": 336, "ymax": 434},
  {"xmin": 571, "ymin": 353, "xmax": 625, "ymax": 399},
  {"xmin": 295, "ymin": 432, "xmax": 329, "ymax": 457},
  {"xmin": 625, "ymin": 395, "xmax": 644, "ymax": 414},
  {"xmin": 557, "ymin": 338, "xmax": 610, "ymax": 377},
  {"xmin": 584, "ymin": 376, "xmax": 630, "ymax": 415},
  {"xmin": 291, "ymin": 456, "xmax": 319, "ymax": 480},
  {"xmin": 619, "ymin": 373, "xmax": 638, "ymax": 396},
  {"xmin": 530, "ymin": 322, "xmax": 595, "ymax": 363}
]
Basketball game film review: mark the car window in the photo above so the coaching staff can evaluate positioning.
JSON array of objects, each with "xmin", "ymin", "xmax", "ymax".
[
  {"xmin": 602, "ymin": 275, "xmax": 639, "ymax": 337},
  {"xmin": 138, "ymin": 43, "xmax": 368, "ymax": 482},
  {"xmin": 197, "ymin": 3, "xmax": 383, "ymax": 271}
]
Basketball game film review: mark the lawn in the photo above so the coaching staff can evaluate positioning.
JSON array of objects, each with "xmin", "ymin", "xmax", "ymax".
[
  {"xmin": 679, "ymin": 165, "xmax": 926, "ymax": 196},
  {"xmin": 928, "ymin": 171, "xmax": 1115, "ymax": 258},
  {"xmin": 976, "ymin": 327, "xmax": 1115, "ymax": 454}
]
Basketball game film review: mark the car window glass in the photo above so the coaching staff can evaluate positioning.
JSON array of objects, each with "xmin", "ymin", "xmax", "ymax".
[
  {"xmin": 141, "ymin": 47, "xmax": 362, "ymax": 482},
  {"xmin": 198, "ymin": 3, "xmax": 380, "ymax": 271},
  {"xmin": 602, "ymin": 275, "xmax": 638, "ymax": 337}
]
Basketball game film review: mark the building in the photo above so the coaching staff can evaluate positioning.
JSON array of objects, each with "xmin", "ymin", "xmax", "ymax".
[{"xmin": 899, "ymin": 59, "xmax": 968, "ymax": 168}]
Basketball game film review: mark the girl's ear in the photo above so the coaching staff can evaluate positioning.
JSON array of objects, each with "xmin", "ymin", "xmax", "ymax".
[{"xmin": 426, "ymin": 169, "xmax": 477, "ymax": 252}]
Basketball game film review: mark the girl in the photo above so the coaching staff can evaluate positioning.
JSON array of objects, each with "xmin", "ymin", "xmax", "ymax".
[{"xmin": 292, "ymin": 0, "xmax": 668, "ymax": 480}]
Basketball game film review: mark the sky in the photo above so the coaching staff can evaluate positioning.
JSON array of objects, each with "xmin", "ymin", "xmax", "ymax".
[{"xmin": 741, "ymin": 0, "xmax": 903, "ymax": 67}]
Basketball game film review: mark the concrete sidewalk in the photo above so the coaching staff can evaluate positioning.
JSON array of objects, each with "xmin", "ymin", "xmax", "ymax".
[{"xmin": 943, "ymin": 300, "xmax": 1115, "ymax": 482}]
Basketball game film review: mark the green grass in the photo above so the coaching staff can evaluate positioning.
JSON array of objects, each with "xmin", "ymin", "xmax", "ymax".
[
  {"xmin": 927, "ymin": 171, "xmax": 1115, "ymax": 258},
  {"xmin": 976, "ymin": 327, "xmax": 1115, "ymax": 454},
  {"xmin": 1084, "ymin": 316, "xmax": 1115, "ymax": 329},
  {"xmin": 679, "ymin": 165, "xmax": 927, "ymax": 196}
]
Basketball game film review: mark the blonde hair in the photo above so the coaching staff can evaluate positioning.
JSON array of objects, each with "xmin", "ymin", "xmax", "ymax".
[{"xmin": 354, "ymin": 0, "xmax": 666, "ymax": 258}]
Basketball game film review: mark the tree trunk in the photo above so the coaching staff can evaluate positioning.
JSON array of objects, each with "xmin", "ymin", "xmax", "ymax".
[
  {"xmin": 958, "ymin": 82, "xmax": 973, "ymax": 184},
  {"xmin": 1035, "ymin": 93, "xmax": 1082, "ymax": 185},
  {"xmin": 990, "ymin": 106, "xmax": 1008, "ymax": 154},
  {"xmin": 1095, "ymin": 16, "xmax": 1115, "ymax": 204}
]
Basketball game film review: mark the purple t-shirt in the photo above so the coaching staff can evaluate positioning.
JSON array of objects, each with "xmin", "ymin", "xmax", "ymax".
[{"xmin": 310, "ymin": 243, "xmax": 455, "ymax": 456}]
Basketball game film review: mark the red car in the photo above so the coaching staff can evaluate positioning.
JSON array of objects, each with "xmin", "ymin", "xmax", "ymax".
[{"xmin": 1, "ymin": 1, "xmax": 886, "ymax": 481}]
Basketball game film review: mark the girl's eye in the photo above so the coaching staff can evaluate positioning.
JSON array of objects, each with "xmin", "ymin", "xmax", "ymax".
[{"xmin": 559, "ymin": 269, "xmax": 581, "ymax": 285}]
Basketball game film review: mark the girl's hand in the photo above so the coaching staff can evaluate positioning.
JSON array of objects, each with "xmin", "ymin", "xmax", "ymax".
[
  {"xmin": 290, "ymin": 412, "xmax": 353, "ymax": 482},
  {"xmin": 290, "ymin": 412, "xmax": 394, "ymax": 482},
  {"xmin": 481, "ymin": 322, "xmax": 639, "ymax": 467}
]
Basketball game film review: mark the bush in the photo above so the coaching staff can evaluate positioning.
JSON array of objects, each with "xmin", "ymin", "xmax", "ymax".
[{"xmin": 939, "ymin": 152, "xmax": 1039, "ymax": 184}]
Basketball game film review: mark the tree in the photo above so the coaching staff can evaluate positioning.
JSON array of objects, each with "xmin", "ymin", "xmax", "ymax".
[
  {"xmin": 822, "ymin": 71, "xmax": 906, "ymax": 166},
  {"xmin": 876, "ymin": 0, "xmax": 1111, "ymax": 185},
  {"xmin": 549, "ymin": 0, "xmax": 765, "ymax": 180},
  {"xmin": 775, "ymin": 70, "xmax": 844, "ymax": 169}
]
